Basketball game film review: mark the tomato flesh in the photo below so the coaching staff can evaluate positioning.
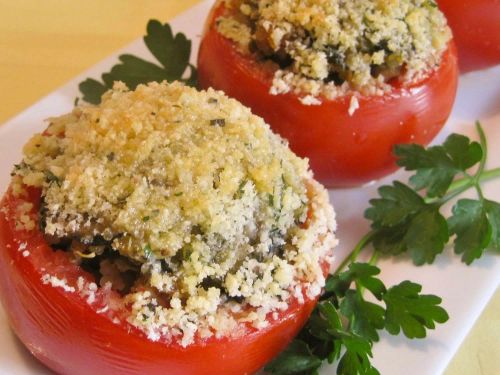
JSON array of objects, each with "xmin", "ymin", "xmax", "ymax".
[
  {"xmin": 197, "ymin": 3, "xmax": 459, "ymax": 187},
  {"xmin": 438, "ymin": 0, "xmax": 500, "ymax": 73},
  {"xmin": 0, "ymin": 188, "xmax": 319, "ymax": 375}
]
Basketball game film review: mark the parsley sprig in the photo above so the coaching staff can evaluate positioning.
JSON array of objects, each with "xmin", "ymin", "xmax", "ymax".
[
  {"xmin": 79, "ymin": 20, "xmax": 197, "ymax": 104},
  {"xmin": 266, "ymin": 263, "xmax": 449, "ymax": 375},
  {"xmin": 369, "ymin": 122, "xmax": 500, "ymax": 265},
  {"xmin": 267, "ymin": 122, "xmax": 500, "ymax": 375}
]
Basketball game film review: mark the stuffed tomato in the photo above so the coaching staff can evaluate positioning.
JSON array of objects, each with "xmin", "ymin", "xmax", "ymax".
[
  {"xmin": 0, "ymin": 82, "xmax": 337, "ymax": 375},
  {"xmin": 198, "ymin": 0, "xmax": 459, "ymax": 187}
]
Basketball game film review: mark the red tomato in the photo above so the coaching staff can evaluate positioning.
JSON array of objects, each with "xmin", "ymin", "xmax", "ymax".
[
  {"xmin": 0, "ymin": 187, "xmax": 321, "ymax": 375},
  {"xmin": 438, "ymin": 0, "xmax": 500, "ymax": 73},
  {"xmin": 197, "ymin": 3, "xmax": 459, "ymax": 187}
]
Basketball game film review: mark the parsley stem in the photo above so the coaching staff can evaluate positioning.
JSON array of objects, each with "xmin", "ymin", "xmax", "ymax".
[
  {"xmin": 430, "ymin": 167, "xmax": 500, "ymax": 205},
  {"xmin": 473, "ymin": 121, "xmax": 488, "ymax": 201},
  {"xmin": 334, "ymin": 231, "xmax": 375, "ymax": 275},
  {"xmin": 475, "ymin": 121, "xmax": 488, "ymax": 179},
  {"xmin": 478, "ymin": 167, "xmax": 500, "ymax": 183},
  {"xmin": 447, "ymin": 168, "xmax": 500, "ymax": 193},
  {"xmin": 354, "ymin": 250, "xmax": 381, "ymax": 297},
  {"xmin": 475, "ymin": 184, "xmax": 485, "ymax": 200},
  {"xmin": 368, "ymin": 251, "xmax": 379, "ymax": 266},
  {"xmin": 445, "ymin": 175, "xmax": 472, "ymax": 194},
  {"xmin": 431, "ymin": 178, "xmax": 473, "ymax": 206}
]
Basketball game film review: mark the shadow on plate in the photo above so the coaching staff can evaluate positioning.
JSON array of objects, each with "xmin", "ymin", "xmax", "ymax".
[{"xmin": 0, "ymin": 327, "xmax": 54, "ymax": 375}]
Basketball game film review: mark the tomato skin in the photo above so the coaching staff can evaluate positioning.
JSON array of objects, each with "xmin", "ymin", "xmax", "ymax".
[
  {"xmin": 438, "ymin": 0, "xmax": 500, "ymax": 73},
  {"xmin": 197, "ymin": 3, "xmax": 459, "ymax": 187},
  {"xmin": 0, "ymin": 188, "xmax": 319, "ymax": 375}
]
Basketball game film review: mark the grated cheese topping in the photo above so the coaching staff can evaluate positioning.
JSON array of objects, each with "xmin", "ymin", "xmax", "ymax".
[
  {"xmin": 41, "ymin": 274, "xmax": 76, "ymax": 293},
  {"xmin": 217, "ymin": 0, "xmax": 452, "ymax": 100},
  {"xmin": 12, "ymin": 81, "xmax": 338, "ymax": 346}
]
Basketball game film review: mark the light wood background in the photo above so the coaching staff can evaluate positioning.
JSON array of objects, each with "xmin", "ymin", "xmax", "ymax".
[{"xmin": 0, "ymin": 1, "xmax": 498, "ymax": 374}]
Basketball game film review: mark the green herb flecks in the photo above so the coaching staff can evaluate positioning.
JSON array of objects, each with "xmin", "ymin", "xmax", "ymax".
[
  {"xmin": 266, "ymin": 122, "xmax": 500, "ymax": 375},
  {"xmin": 143, "ymin": 244, "xmax": 153, "ymax": 259},
  {"xmin": 44, "ymin": 170, "xmax": 61, "ymax": 186},
  {"xmin": 268, "ymin": 193, "xmax": 275, "ymax": 207},
  {"xmin": 235, "ymin": 180, "xmax": 247, "ymax": 199},
  {"xmin": 79, "ymin": 20, "xmax": 197, "ymax": 104}
]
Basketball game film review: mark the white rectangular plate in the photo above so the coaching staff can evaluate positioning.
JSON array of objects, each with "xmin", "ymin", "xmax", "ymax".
[{"xmin": 0, "ymin": 1, "xmax": 499, "ymax": 374}]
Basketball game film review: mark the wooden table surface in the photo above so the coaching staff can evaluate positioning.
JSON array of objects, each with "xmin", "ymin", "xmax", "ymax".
[{"xmin": 0, "ymin": 1, "xmax": 498, "ymax": 374}]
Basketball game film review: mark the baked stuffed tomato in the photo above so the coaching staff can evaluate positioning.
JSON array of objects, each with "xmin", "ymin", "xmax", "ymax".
[
  {"xmin": 438, "ymin": 0, "xmax": 500, "ymax": 72},
  {"xmin": 198, "ymin": 0, "xmax": 459, "ymax": 187},
  {"xmin": 0, "ymin": 82, "xmax": 337, "ymax": 375}
]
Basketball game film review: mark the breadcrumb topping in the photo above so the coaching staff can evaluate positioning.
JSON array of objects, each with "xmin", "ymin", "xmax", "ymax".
[
  {"xmin": 12, "ymin": 81, "xmax": 338, "ymax": 346},
  {"xmin": 217, "ymin": 0, "xmax": 452, "ymax": 100}
]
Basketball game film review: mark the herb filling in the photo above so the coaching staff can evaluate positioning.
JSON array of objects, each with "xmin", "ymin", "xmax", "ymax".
[
  {"xmin": 217, "ymin": 0, "xmax": 452, "ymax": 100},
  {"xmin": 12, "ymin": 82, "xmax": 337, "ymax": 346}
]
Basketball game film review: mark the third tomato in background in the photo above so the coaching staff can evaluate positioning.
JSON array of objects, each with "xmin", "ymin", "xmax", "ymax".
[
  {"xmin": 198, "ymin": 2, "xmax": 459, "ymax": 188},
  {"xmin": 438, "ymin": 0, "xmax": 500, "ymax": 73}
]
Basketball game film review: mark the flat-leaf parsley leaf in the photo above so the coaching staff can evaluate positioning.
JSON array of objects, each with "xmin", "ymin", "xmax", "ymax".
[
  {"xmin": 79, "ymin": 20, "xmax": 196, "ymax": 104},
  {"xmin": 383, "ymin": 281, "xmax": 449, "ymax": 338},
  {"xmin": 394, "ymin": 134, "xmax": 482, "ymax": 198}
]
